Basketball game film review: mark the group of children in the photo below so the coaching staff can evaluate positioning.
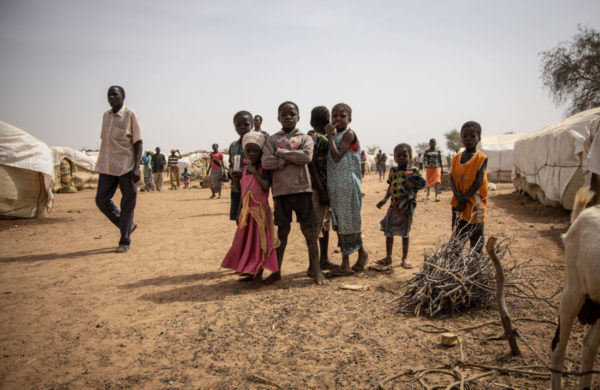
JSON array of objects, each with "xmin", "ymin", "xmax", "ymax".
[
  {"xmin": 220, "ymin": 102, "xmax": 489, "ymax": 285},
  {"xmin": 221, "ymin": 102, "xmax": 368, "ymax": 285}
]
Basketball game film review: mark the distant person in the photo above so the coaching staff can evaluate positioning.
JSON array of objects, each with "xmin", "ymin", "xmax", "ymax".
[
  {"xmin": 229, "ymin": 111, "xmax": 252, "ymax": 220},
  {"xmin": 141, "ymin": 151, "xmax": 155, "ymax": 191},
  {"xmin": 375, "ymin": 149, "xmax": 387, "ymax": 180},
  {"xmin": 376, "ymin": 144, "xmax": 426, "ymax": 269},
  {"xmin": 181, "ymin": 167, "xmax": 190, "ymax": 189},
  {"xmin": 94, "ymin": 85, "xmax": 142, "ymax": 253},
  {"xmin": 446, "ymin": 153, "xmax": 452, "ymax": 169},
  {"xmin": 222, "ymin": 131, "xmax": 278, "ymax": 284},
  {"xmin": 424, "ymin": 138, "xmax": 443, "ymax": 201},
  {"xmin": 416, "ymin": 152, "xmax": 424, "ymax": 170},
  {"xmin": 262, "ymin": 101, "xmax": 325, "ymax": 285},
  {"xmin": 253, "ymin": 114, "xmax": 269, "ymax": 136},
  {"xmin": 167, "ymin": 149, "xmax": 182, "ymax": 190},
  {"xmin": 206, "ymin": 143, "xmax": 224, "ymax": 199},
  {"xmin": 450, "ymin": 121, "xmax": 488, "ymax": 252},
  {"xmin": 360, "ymin": 150, "xmax": 367, "ymax": 178},
  {"xmin": 308, "ymin": 106, "xmax": 336, "ymax": 271},
  {"xmin": 325, "ymin": 103, "xmax": 368, "ymax": 276},
  {"xmin": 151, "ymin": 147, "xmax": 166, "ymax": 191}
]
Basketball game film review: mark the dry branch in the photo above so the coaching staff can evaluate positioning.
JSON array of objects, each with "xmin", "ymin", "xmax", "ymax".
[{"xmin": 487, "ymin": 236, "xmax": 520, "ymax": 355}]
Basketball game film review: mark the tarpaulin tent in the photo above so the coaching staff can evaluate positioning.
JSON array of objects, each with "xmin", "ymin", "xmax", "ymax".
[
  {"xmin": 51, "ymin": 146, "xmax": 98, "ymax": 192},
  {"xmin": 0, "ymin": 121, "xmax": 54, "ymax": 218},
  {"xmin": 479, "ymin": 134, "xmax": 524, "ymax": 182},
  {"xmin": 513, "ymin": 107, "xmax": 600, "ymax": 210}
]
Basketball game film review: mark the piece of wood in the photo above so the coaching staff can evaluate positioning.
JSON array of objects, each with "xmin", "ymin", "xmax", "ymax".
[
  {"xmin": 486, "ymin": 236, "xmax": 521, "ymax": 356},
  {"xmin": 340, "ymin": 284, "xmax": 370, "ymax": 292}
]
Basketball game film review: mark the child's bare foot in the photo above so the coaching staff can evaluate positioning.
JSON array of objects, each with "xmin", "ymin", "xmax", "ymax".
[
  {"xmin": 400, "ymin": 260, "xmax": 413, "ymax": 269},
  {"xmin": 375, "ymin": 257, "xmax": 392, "ymax": 266},
  {"xmin": 320, "ymin": 260, "xmax": 337, "ymax": 270},
  {"xmin": 352, "ymin": 251, "xmax": 369, "ymax": 272},
  {"xmin": 313, "ymin": 271, "xmax": 329, "ymax": 285},
  {"xmin": 263, "ymin": 272, "xmax": 281, "ymax": 285}
]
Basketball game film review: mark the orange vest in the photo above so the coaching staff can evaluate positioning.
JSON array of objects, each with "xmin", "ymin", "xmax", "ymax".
[{"xmin": 451, "ymin": 150, "xmax": 488, "ymax": 223}]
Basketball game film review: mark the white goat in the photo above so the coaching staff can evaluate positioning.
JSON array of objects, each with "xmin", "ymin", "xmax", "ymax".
[{"xmin": 551, "ymin": 186, "xmax": 600, "ymax": 389}]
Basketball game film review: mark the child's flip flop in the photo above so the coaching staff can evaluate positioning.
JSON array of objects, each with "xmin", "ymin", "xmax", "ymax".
[{"xmin": 375, "ymin": 259, "xmax": 392, "ymax": 266}]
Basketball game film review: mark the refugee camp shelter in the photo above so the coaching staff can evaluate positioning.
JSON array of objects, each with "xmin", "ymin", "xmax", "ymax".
[
  {"xmin": 0, "ymin": 121, "xmax": 54, "ymax": 218},
  {"xmin": 480, "ymin": 134, "xmax": 524, "ymax": 183},
  {"xmin": 51, "ymin": 146, "xmax": 98, "ymax": 192},
  {"xmin": 513, "ymin": 107, "xmax": 600, "ymax": 210}
]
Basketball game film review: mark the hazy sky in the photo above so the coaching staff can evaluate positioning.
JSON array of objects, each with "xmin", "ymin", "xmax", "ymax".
[{"xmin": 1, "ymin": 0, "xmax": 599, "ymax": 154}]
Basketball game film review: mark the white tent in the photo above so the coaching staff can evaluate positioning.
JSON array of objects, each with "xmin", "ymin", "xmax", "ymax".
[
  {"xmin": 479, "ymin": 134, "xmax": 524, "ymax": 182},
  {"xmin": 51, "ymin": 146, "xmax": 98, "ymax": 192},
  {"xmin": 513, "ymin": 107, "xmax": 600, "ymax": 209},
  {"xmin": 0, "ymin": 121, "xmax": 54, "ymax": 218}
]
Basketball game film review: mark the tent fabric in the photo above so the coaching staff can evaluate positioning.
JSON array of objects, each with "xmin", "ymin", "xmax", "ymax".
[
  {"xmin": 0, "ymin": 121, "xmax": 54, "ymax": 218},
  {"xmin": 583, "ymin": 115, "xmax": 600, "ymax": 177},
  {"xmin": 51, "ymin": 146, "xmax": 97, "ymax": 171},
  {"xmin": 480, "ymin": 134, "xmax": 524, "ymax": 182},
  {"xmin": 50, "ymin": 146, "xmax": 99, "ymax": 192},
  {"xmin": 513, "ymin": 107, "xmax": 600, "ymax": 210},
  {"xmin": 480, "ymin": 134, "xmax": 524, "ymax": 172}
]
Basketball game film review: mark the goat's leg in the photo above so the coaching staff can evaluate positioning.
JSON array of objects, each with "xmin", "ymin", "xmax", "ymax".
[
  {"xmin": 580, "ymin": 319, "xmax": 600, "ymax": 390},
  {"xmin": 551, "ymin": 290, "xmax": 584, "ymax": 389}
]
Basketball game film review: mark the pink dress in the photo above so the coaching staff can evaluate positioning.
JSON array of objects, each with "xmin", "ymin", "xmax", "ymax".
[{"xmin": 221, "ymin": 166, "xmax": 278, "ymax": 274}]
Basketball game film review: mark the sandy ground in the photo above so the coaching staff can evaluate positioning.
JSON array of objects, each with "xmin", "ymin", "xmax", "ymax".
[{"xmin": 0, "ymin": 174, "xmax": 597, "ymax": 389}]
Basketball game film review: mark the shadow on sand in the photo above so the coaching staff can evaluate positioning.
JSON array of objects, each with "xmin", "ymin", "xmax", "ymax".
[
  {"xmin": 0, "ymin": 247, "xmax": 116, "ymax": 263},
  {"xmin": 490, "ymin": 191, "xmax": 569, "ymax": 244},
  {"xmin": 135, "ymin": 270, "xmax": 323, "ymax": 304},
  {"xmin": 0, "ymin": 216, "xmax": 73, "ymax": 233},
  {"xmin": 491, "ymin": 191, "xmax": 569, "ymax": 223},
  {"xmin": 119, "ymin": 270, "xmax": 232, "ymax": 289}
]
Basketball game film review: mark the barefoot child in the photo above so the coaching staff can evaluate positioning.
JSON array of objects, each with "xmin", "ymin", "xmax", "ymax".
[
  {"xmin": 181, "ymin": 167, "xmax": 190, "ymax": 189},
  {"xmin": 376, "ymin": 144, "xmax": 426, "ymax": 269},
  {"xmin": 325, "ymin": 103, "xmax": 369, "ymax": 276},
  {"xmin": 262, "ymin": 101, "xmax": 326, "ymax": 285},
  {"xmin": 450, "ymin": 121, "xmax": 488, "ymax": 251},
  {"xmin": 424, "ymin": 138, "xmax": 443, "ymax": 201},
  {"xmin": 221, "ymin": 132, "xmax": 278, "ymax": 282},
  {"xmin": 308, "ymin": 106, "xmax": 336, "ymax": 271},
  {"xmin": 228, "ymin": 111, "xmax": 252, "ymax": 221}
]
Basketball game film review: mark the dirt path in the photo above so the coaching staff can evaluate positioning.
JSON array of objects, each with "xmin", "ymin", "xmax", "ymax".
[{"xmin": 0, "ymin": 174, "xmax": 592, "ymax": 389}]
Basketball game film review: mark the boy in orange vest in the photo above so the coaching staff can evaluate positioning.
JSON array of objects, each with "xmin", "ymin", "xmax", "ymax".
[{"xmin": 450, "ymin": 121, "xmax": 488, "ymax": 251}]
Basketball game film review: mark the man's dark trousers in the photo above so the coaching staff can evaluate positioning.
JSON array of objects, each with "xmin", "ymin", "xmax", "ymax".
[{"xmin": 95, "ymin": 172, "xmax": 137, "ymax": 246}]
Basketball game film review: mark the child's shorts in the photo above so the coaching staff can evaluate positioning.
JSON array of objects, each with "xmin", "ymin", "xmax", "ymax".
[
  {"xmin": 380, "ymin": 207, "xmax": 412, "ymax": 238},
  {"xmin": 274, "ymin": 192, "xmax": 320, "ymax": 227}
]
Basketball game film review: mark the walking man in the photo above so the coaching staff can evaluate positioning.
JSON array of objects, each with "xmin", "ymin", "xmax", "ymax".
[
  {"xmin": 152, "ymin": 147, "xmax": 166, "ymax": 191},
  {"xmin": 94, "ymin": 86, "xmax": 143, "ymax": 252}
]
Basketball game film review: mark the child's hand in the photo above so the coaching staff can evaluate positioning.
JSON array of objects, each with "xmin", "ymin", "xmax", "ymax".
[
  {"xmin": 325, "ymin": 123, "xmax": 335, "ymax": 138},
  {"xmin": 247, "ymin": 165, "xmax": 257, "ymax": 174},
  {"xmin": 376, "ymin": 200, "xmax": 386, "ymax": 209}
]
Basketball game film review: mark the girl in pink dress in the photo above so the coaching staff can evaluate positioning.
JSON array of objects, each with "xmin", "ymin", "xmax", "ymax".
[{"xmin": 221, "ymin": 132, "xmax": 278, "ymax": 283}]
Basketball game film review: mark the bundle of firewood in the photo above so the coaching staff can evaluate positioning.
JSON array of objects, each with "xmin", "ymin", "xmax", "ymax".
[{"xmin": 397, "ymin": 234, "xmax": 512, "ymax": 317}]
